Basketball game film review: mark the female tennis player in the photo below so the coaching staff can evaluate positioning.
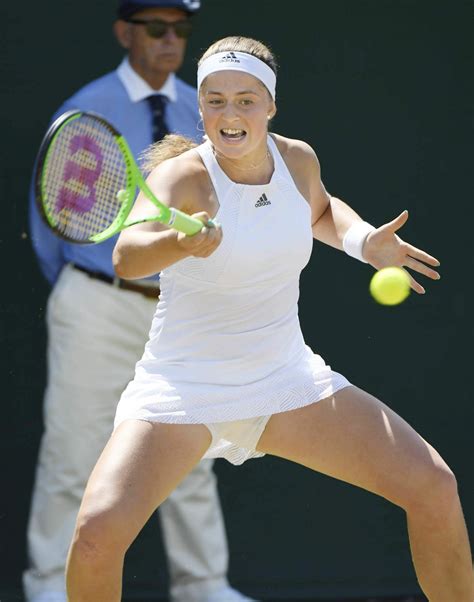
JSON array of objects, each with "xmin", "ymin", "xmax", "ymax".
[{"xmin": 66, "ymin": 36, "xmax": 473, "ymax": 601}]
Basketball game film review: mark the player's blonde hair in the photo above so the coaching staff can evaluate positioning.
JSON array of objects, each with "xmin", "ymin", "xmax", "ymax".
[
  {"xmin": 198, "ymin": 36, "xmax": 277, "ymax": 76},
  {"xmin": 140, "ymin": 134, "xmax": 198, "ymax": 174}
]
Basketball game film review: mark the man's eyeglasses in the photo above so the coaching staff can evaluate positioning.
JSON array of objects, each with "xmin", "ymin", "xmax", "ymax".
[{"xmin": 125, "ymin": 18, "xmax": 193, "ymax": 39}]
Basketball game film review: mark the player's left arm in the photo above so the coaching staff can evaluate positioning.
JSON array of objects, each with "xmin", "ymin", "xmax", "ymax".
[
  {"xmin": 304, "ymin": 146, "xmax": 440, "ymax": 292},
  {"xmin": 301, "ymin": 144, "xmax": 363, "ymax": 249}
]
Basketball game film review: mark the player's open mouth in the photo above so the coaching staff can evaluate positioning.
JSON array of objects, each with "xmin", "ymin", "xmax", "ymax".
[{"xmin": 220, "ymin": 128, "xmax": 246, "ymax": 141}]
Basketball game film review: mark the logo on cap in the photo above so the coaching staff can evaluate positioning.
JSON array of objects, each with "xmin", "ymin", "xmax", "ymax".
[
  {"xmin": 218, "ymin": 52, "xmax": 240, "ymax": 64},
  {"xmin": 183, "ymin": 0, "xmax": 201, "ymax": 9}
]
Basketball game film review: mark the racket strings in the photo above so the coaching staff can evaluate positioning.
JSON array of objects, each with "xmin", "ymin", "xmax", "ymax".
[{"xmin": 41, "ymin": 115, "xmax": 130, "ymax": 242}]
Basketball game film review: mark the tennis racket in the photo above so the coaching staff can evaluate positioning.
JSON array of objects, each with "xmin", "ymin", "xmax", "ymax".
[{"xmin": 35, "ymin": 110, "xmax": 205, "ymax": 244}]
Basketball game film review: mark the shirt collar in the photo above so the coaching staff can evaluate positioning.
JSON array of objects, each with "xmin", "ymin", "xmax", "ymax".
[{"xmin": 117, "ymin": 56, "xmax": 177, "ymax": 103}]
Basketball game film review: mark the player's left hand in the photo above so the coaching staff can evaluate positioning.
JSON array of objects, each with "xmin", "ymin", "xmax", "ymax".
[{"xmin": 363, "ymin": 210, "xmax": 440, "ymax": 294}]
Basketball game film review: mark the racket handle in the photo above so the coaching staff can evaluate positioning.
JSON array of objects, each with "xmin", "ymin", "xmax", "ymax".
[{"xmin": 168, "ymin": 208, "xmax": 207, "ymax": 235}]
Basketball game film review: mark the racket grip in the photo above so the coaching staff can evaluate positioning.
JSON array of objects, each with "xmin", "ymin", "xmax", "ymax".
[{"xmin": 168, "ymin": 208, "xmax": 208, "ymax": 235}]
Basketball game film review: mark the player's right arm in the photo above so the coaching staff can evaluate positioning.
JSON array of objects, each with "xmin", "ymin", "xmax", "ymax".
[{"xmin": 113, "ymin": 152, "xmax": 222, "ymax": 280}]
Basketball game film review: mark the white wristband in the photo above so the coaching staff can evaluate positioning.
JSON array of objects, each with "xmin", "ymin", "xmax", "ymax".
[{"xmin": 342, "ymin": 221, "xmax": 376, "ymax": 263}]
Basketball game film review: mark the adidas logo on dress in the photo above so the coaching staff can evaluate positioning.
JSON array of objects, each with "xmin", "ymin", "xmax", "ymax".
[
  {"xmin": 255, "ymin": 193, "xmax": 271, "ymax": 207},
  {"xmin": 219, "ymin": 52, "xmax": 240, "ymax": 64}
]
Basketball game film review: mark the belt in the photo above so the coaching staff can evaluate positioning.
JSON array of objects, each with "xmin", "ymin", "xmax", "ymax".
[{"xmin": 71, "ymin": 263, "xmax": 160, "ymax": 300}]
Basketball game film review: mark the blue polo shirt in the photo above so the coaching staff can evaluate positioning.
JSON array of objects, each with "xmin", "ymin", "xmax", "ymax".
[{"xmin": 30, "ymin": 57, "xmax": 201, "ymax": 284}]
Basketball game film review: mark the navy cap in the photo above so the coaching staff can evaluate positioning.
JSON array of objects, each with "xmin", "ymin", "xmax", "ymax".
[{"xmin": 118, "ymin": 0, "xmax": 201, "ymax": 19}]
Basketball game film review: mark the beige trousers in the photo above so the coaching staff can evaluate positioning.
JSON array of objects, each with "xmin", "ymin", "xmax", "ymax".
[{"xmin": 23, "ymin": 265, "xmax": 230, "ymax": 602}]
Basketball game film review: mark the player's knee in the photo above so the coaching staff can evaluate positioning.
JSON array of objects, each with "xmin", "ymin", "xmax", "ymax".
[
  {"xmin": 427, "ymin": 462, "xmax": 458, "ymax": 512},
  {"xmin": 405, "ymin": 459, "xmax": 458, "ymax": 518},
  {"xmin": 70, "ymin": 507, "xmax": 125, "ymax": 565}
]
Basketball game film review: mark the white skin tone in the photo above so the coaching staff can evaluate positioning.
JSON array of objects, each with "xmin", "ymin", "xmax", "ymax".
[
  {"xmin": 67, "ymin": 68, "xmax": 473, "ymax": 601},
  {"xmin": 114, "ymin": 7, "xmax": 189, "ymax": 89}
]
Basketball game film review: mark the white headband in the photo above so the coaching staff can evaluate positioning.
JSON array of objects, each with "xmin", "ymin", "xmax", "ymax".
[{"xmin": 197, "ymin": 51, "xmax": 276, "ymax": 100}]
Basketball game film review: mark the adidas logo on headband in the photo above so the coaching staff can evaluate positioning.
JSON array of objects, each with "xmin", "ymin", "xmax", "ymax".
[{"xmin": 218, "ymin": 52, "xmax": 240, "ymax": 64}]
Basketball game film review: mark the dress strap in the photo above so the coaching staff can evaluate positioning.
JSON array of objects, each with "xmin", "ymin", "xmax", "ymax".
[
  {"xmin": 194, "ymin": 140, "xmax": 233, "ymax": 197},
  {"xmin": 267, "ymin": 135, "xmax": 295, "ymax": 184}
]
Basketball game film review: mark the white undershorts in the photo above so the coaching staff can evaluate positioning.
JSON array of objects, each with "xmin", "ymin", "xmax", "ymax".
[{"xmin": 203, "ymin": 415, "xmax": 272, "ymax": 465}]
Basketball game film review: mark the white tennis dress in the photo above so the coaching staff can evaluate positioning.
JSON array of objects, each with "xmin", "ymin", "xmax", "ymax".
[{"xmin": 115, "ymin": 136, "xmax": 350, "ymax": 463}]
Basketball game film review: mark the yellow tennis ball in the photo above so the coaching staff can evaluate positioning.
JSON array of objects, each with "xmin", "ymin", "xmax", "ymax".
[
  {"xmin": 369, "ymin": 267, "xmax": 410, "ymax": 306},
  {"xmin": 116, "ymin": 189, "xmax": 128, "ymax": 203}
]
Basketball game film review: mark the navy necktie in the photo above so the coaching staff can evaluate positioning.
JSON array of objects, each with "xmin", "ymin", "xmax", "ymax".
[{"xmin": 147, "ymin": 94, "xmax": 169, "ymax": 142}]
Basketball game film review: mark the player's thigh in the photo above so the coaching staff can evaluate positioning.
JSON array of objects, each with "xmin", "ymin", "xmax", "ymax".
[
  {"xmin": 165, "ymin": 457, "xmax": 216, "ymax": 501},
  {"xmin": 257, "ymin": 386, "xmax": 452, "ymax": 508},
  {"xmin": 76, "ymin": 419, "xmax": 212, "ymax": 549}
]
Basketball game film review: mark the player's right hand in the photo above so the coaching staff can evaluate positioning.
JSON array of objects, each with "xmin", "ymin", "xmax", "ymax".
[{"xmin": 176, "ymin": 212, "xmax": 223, "ymax": 258}]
